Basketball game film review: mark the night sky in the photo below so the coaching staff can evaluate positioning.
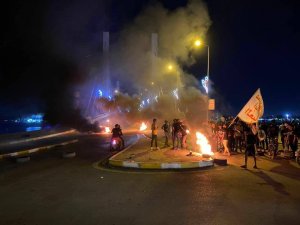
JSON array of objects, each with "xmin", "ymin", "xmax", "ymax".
[{"xmin": 1, "ymin": 0, "xmax": 299, "ymax": 119}]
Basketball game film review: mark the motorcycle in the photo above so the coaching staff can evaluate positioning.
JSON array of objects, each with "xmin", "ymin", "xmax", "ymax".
[{"xmin": 110, "ymin": 137, "xmax": 122, "ymax": 151}]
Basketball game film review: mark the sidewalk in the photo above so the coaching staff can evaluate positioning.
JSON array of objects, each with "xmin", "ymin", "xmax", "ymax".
[{"xmin": 109, "ymin": 135, "xmax": 214, "ymax": 169}]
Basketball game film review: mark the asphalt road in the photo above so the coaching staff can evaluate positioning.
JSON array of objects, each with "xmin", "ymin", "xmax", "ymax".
[{"xmin": 0, "ymin": 134, "xmax": 300, "ymax": 225}]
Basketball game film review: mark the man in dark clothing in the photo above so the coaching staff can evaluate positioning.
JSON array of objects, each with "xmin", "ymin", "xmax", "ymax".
[
  {"xmin": 161, "ymin": 120, "xmax": 170, "ymax": 147},
  {"xmin": 172, "ymin": 119, "xmax": 182, "ymax": 150},
  {"xmin": 241, "ymin": 124, "xmax": 258, "ymax": 169}
]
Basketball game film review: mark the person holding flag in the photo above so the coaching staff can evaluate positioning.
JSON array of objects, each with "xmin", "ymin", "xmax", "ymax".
[{"xmin": 229, "ymin": 89, "xmax": 264, "ymax": 169}]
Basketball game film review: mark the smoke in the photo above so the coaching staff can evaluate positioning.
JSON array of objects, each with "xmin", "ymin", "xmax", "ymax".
[
  {"xmin": 37, "ymin": 0, "xmax": 212, "ymax": 131},
  {"xmin": 96, "ymin": 0, "xmax": 212, "ymax": 128}
]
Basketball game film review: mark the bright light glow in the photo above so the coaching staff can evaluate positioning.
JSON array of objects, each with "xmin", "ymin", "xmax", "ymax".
[
  {"xmin": 112, "ymin": 139, "xmax": 116, "ymax": 145},
  {"xmin": 186, "ymin": 129, "xmax": 190, "ymax": 134},
  {"xmin": 105, "ymin": 127, "xmax": 110, "ymax": 133},
  {"xmin": 151, "ymin": 82, "xmax": 154, "ymax": 85},
  {"xmin": 196, "ymin": 131, "xmax": 214, "ymax": 156},
  {"xmin": 106, "ymin": 119, "xmax": 110, "ymax": 123},
  {"xmin": 114, "ymin": 89, "xmax": 119, "ymax": 94},
  {"xmin": 147, "ymin": 98, "xmax": 150, "ymax": 104},
  {"xmin": 194, "ymin": 40, "xmax": 202, "ymax": 47},
  {"xmin": 172, "ymin": 88, "xmax": 179, "ymax": 100},
  {"xmin": 155, "ymin": 95, "xmax": 158, "ymax": 102},
  {"xmin": 140, "ymin": 122, "xmax": 147, "ymax": 131},
  {"xmin": 168, "ymin": 64, "xmax": 173, "ymax": 70},
  {"xmin": 286, "ymin": 114, "xmax": 289, "ymax": 119}
]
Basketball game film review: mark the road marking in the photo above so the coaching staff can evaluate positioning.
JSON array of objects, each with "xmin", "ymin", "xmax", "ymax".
[
  {"xmin": 0, "ymin": 139, "xmax": 79, "ymax": 160},
  {"xmin": 0, "ymin": 129, "xmax": 77, "ymax": 146}
]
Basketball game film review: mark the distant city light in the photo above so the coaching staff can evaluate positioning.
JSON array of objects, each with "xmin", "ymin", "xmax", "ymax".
[{"xmin": 24, "ymin": 114, "xmax": 43, "ymax": 124}]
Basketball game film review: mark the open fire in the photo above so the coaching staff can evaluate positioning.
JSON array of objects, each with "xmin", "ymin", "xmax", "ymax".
[
  {"xmin": 140, "ymin": 122, "xmax": 147, "ymax": 131},
  {"xmin": 196, "ymin": 131, "xmax": 214, "ymax": 157},
  {"xmin": 105, "ymin": 127, "xmax": 110, "ymax": 133}
]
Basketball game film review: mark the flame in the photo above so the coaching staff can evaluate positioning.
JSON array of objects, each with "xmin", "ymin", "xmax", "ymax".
[
  {"xmin": 140, "ymin": 122, "xmax": 147, "ymax": 131},
  {"xmin": 105, "ymin": 127, "xmax": 110, "ymax": 133},
  {"xmin": 196, "ymin": 132, "xmax": 214, "ymax": 156}
]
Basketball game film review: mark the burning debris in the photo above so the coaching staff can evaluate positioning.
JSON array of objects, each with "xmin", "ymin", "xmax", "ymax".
[
  {"xmin": 196, "ymin": 131, "xmax": 214, "ymax": 157},
  {"xmin": 105, "ymin": 126, "xmax": 110, "ymax": 133}
]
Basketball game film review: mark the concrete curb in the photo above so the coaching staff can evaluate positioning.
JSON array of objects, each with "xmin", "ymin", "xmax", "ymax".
[
  {"xmin": 0, "ymin": 129, "xmax": 77, "ymax": 146},
  {"xmin": 0, "ymin": 139, "xmax": 79, "ymax": 160},
  {"xmin": 109, "ymin": 158, "xmax": 214, "ymax": 169},
  {"xmin": 109, "ymin": 135, "xmax": 214, "ymax": 169}
]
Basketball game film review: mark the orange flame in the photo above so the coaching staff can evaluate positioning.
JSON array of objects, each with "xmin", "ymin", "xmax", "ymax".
[
  {"xmin": 140, "ymin": 122, "xmax": 147, "ymax": 131},
  {"xmin": 196, "ymin": 132, "xmax": 214, "ymax": 156}
]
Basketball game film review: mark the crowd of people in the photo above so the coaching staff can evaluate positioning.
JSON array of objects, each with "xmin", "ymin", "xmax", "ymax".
[
  {"xmin": 209, "ymin": 117, "xmax": 300, "ymax": 160},
  {"xmin": 151, "ymin": 118, "xmax": 189, "ymax": 150}
]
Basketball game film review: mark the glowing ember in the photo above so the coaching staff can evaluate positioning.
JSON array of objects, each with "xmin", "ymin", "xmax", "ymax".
[
  {"xmin": 105, "ymin": 127, "xmax": 110, "ymax": 133},
  {"xmin": 196, "ymin": 132, "xmax": 214, "ymax": 156},
  {"xmin": 140, "ymin": 122, "xmax": 147, "ymax": 131}
]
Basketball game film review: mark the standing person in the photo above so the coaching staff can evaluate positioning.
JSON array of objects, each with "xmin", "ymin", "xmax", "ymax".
[
  {"xmin": 180, "ymin": 121, "xmax": 188, "ymax": 149},
  {"xmin": 172, "ymin": 119, "xmax": 181, "ymax": 150},
  {"xmin": 288, "ymin": 127, "xmax": 298, "ymax": 158},
  {"xmin": 261, "ymin": 121, "xmax": 269, "ymax": 150},
  {"xmin": 216, "ymin": 123, "xmax": 225, "ymax": 152},
  {"xmin": 234, "ymin": 121, "xmax": 243, "ymax": 152},
  {"xmin": 268, "ymin": 120, "xmax": 279, "ymax": 153},
  {"xmin": 161, "ymin": 120, "xmax": 170, "ymax": 147},
  {"xmin": 228, "ymin": 125, "xmax": 235, "ymax": 152},
  {"xmin": 241, "ymin": 124, "xmax": 258, "ymax": 169},
  {"xmin": 151, "ymin": 118, "xmax": 159, "ymax": 150},
  {"xmin": 222, "ymin": 124, "xmax": 231, "ymax": 156}
]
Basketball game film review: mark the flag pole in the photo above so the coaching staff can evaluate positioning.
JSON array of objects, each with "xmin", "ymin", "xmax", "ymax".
[{"xmin": 228, "ymin": 115, "xmax": 238, "ymax": 128}]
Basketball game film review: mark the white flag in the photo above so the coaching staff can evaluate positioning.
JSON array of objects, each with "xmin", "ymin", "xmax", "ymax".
[{"xmin": 237, "ymin": 89, "xmax": 264, "ymax": 124}]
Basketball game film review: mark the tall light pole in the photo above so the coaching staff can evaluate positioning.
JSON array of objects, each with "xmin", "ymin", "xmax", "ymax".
[
  {"xmin": 194, "ymin": 39, "xmax": 210, "ymax": 122},
  {"xmin": 167, "ymin": 63, "xmax": 180, "ymax": 112}
]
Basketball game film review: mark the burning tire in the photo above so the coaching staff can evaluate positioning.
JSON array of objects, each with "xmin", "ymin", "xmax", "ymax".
[{"xmin": 213, "ymin": 158, "xmax": 227, "ymax": 166}]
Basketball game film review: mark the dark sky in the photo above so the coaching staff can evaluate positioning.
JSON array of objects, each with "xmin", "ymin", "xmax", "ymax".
[{"xmin": 0, "ymin": 0, "xmax": 299, "ymax": 118}]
